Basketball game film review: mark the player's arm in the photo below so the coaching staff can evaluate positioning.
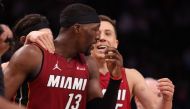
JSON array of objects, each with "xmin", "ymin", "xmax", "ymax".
[
  {"xmin": 86, "ymin": 56, "xmax": 121, "ymax": 109},
  {"xmin": 4, "ymin": 44, "xmax": 43, "ymax": 100},
  {"xmin": 130, "ymin": 69, "xmax": 157, "ymax": 109}
]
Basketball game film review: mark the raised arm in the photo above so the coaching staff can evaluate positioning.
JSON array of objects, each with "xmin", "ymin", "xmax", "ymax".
[
  {"xmin": 4, "ymin": 44, "xmax": 43, "ymax": 100},
  {"xmin": 86, "ymin": 47, "xmax": 122, "ymax": 109}
]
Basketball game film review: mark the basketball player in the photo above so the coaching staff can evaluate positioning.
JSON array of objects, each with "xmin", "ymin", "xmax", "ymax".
[
  {"xmin": 90, "ymin": 15, "xmax": 174, "ymax": 109},
  {"xmin": 4, "ymin": 3, "xmax": 122, "ymax": 109},
  {"xmin": 27, "ymin": 14, "xmax": 175, "ymax": 109}
]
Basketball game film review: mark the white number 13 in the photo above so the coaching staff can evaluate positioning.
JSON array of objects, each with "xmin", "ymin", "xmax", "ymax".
[{"xmin": 66, "ymin": 93, "xmax": 82, "ymax": 109}]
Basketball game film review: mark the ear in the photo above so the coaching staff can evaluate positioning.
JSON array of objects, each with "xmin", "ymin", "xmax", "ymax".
[
  {"xmin": 20, "ymin": 36, "xmax": 26, "ymax": 44},
  {"xmin": 73, "ymin": 24, "xmax": 80, "ymax": 33}
]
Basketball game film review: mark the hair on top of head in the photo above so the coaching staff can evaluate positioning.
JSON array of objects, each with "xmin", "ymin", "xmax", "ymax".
[
  {"xmin": 99, "ymin": 15, "xmax": 117, "ymax": 36},
  {"xmin": 13, "ymin": 14, "xmax": 49, "ymax": 38},
  {"xmin": 99, "ymin": 15, "xmax": 116, "ymax": 27},
  {"xmin": 60, "ymin": 3, "xmax": 100, "ymax": 28},
  {"xmin": 13, "ymin": 14, "xmax": 49, "ymax": 51}
]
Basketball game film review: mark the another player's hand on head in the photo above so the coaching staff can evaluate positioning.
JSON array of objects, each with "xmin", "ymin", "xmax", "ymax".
[{"xmin": 25, "ymin": 30, "xmax": 55, "ymax": 54}]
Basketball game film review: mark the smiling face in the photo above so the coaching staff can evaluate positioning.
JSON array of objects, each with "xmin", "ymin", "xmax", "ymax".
[{"xmin": 91, "ymin": 21, "xmax": 118, "ymax": 59}]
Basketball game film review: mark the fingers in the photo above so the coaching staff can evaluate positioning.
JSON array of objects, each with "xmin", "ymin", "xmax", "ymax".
[
  {"xmin": 105, "ymin": 47, "xmax": 123, "ymax": 66},
  {"xmin": 158, "ymin": 78, "xmax": 175, "ymax": 101},
  {"xmin": 41, "ymin": 34, "xmax": 54, "ymax": 53},
  {"xmin": 25, "ymin": 31, "xmax": 55, "ymax": 53},
  {"xmin": 47, "ymin": 34, "xmax": 55, "ymax": 52}
]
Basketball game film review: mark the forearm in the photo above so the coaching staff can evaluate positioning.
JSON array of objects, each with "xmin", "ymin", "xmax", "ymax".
[{"xmin": 87, "ymin": 78, "xmax": 121, "ymax": 109}]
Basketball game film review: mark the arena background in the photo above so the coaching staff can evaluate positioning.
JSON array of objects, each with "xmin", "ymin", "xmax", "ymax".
[{"xmin": 1, "ymin": 0, "xmax": 190, "ymax": 108}]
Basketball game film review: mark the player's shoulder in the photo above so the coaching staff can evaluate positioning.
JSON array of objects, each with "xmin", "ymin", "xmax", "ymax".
[
  {"xmin": 14, "ymin": 44, "xmax": 42, "ymax": 58},
  {"xmin": 9, "ymin": 44, "xmax": 43, "ymax": 68},
  {"xmin": 123, "ymin": 67, "xmax": 144, "ymax": 81},
  {"xmin": 124, "ymin": 68, "xmax": 141, "ymax": 75}
]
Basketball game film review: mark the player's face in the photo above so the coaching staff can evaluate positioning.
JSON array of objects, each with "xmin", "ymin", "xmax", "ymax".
[
  {"xmin": 77, "ymin": 23, "xmax": 100, "ymax": 56},
  {"xmin": 91, "ymin": 21, "xmax": 118, "ymax": 59}
]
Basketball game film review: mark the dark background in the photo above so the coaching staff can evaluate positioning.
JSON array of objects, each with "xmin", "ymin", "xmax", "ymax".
[{"xmin": 1, "ymin": 0, "xmax": 190, "ymax": 108}]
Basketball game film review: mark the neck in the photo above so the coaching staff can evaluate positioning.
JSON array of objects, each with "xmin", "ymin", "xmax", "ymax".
[
  {"xmin": 95, "ymin": 57, "xmax": 109, "ymax": 75},
  {"xmin": 54, "ymin": 33, "xmax": 78, "ymax": 60}
]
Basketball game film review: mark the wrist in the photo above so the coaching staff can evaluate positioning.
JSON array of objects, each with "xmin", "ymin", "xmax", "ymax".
[{"xmin": 110, "ymin": 68, "xmax": 122, "ymax": 80}]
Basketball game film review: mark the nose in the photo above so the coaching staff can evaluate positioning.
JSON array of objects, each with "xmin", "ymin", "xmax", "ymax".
[{"xmin": 97, "ymin": 31, "xmax": 107, "ymax": 42}]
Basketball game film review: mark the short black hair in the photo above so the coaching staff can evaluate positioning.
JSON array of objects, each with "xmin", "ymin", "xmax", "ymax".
[
  {"xmin": 60, "ymin": 3, "xmax": 99, "ymax": 28},
  {"xmin": 13, "ymin": 14, "xmax": 49, "ymax": 50},
  {"xmin": 13, "ymin": 14, "xmax": 49, "ymax": 41}
]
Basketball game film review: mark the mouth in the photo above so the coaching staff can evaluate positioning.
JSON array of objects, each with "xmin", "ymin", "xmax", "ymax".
[{"xmin": 96, "ymin": 45, "xmax": 108, "ymax": 53}]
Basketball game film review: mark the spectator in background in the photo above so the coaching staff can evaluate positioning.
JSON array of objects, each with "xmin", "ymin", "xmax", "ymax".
[{"xmin": 0, "ymin": 24, "xmax": 25, "ymax": 109}]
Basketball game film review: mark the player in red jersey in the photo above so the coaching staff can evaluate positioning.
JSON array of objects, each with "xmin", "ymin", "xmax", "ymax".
[
  {"xmin": 90, "ymin": 15, "xmax": 174, "ymax": 109},
  {"xmin": 4, "ymin": 3, "xmax": 122, "ymax": 109},
  {"xmin": 26, "ymin": 14, "xmax": 175, "ymax": 109}
]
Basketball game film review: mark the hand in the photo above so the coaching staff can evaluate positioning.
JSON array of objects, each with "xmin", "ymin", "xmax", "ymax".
[
  {"xmin": 158, "ymin": 78, "xmax": 175, "ymax": 102},
  {"xmin": 25, "ymin": 30, "xmax": 55, "ymax": 53},
  {"xmin": 105, "ymin": 47, "xmax": 123, "ymax": 79}
]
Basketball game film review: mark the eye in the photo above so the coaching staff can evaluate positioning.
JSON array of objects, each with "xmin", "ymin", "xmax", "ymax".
[{"xmin": 105, "ymin": 30, "xmax": 112, "ymax": 36}]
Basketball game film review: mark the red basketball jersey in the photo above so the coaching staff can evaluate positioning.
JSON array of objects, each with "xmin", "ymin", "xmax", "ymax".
[
  {"xmin": 27, "ymin": 50, "xmax": 89, "ymax": 109},
  {"xmin": 100, "ymin": 68, "xmax": 131, "ymax": 109}
]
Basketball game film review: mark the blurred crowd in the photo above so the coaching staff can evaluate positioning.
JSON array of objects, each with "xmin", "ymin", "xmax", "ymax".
[{"xmin": 0, "ymin": 0, "xmax": 190, "ymax": 108}]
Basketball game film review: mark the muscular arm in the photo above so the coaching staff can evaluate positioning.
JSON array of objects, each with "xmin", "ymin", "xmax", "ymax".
[
  {"xmin": 86, "ymin": 56, "xmax": 121, "ymax": 109},
  {"xmin": 4, "ymin": 44, "xmax": 43, "ymax": 100},
  {"xmin": 129, "ymin": 69, "xmax": 157, "ymax": 109}
]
